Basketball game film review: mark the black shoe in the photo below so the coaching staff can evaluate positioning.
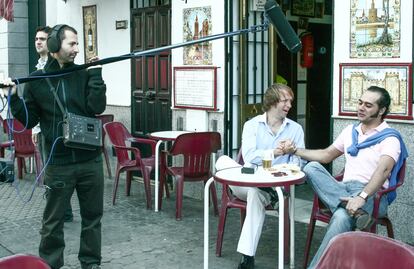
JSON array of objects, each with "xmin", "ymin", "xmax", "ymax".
[
  {"xmin": 64, "ymin": 213, "xmax": 74, "ymax": 222},
  {"xmin": 237, "ymin": 255, "xmax": 254, "ymax": 269},
  {"xmin": 259, "ymin": 187, "xmax": 279, "ymax": 208},
  {"xmin": 355, "ymin": 210, "xmax": 374, "ymax": 231}
]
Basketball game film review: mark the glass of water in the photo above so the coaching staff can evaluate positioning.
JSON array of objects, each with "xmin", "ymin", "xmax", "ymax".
[{"xmin": 289, "ymin": 154, "xmax": 301, "ymax": 169}]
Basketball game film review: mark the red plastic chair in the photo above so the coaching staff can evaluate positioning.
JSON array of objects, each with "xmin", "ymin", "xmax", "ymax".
[
  {"xmin": 303, "ymin": 161, "xmax": 407, "ymax": 268},
  {"xmin": 0, "ymin": 254, "xmax": 50, "ymax": 269},
  {"xmin": 0, "ymin": 116, "xmax": 14, "ymax": 158},
  {"xmin": 5, "ymin": 119, "xmax": 42, "ymax": 180},
  {"xmin": 159, "ymin": 132, "xmax": 221, "ymax": 220},
  {"xmin": 215, "ymin": 150, "xmax": 290, "ymax": 259},
  {"xmin": 315, "ymin": 231, "xmax": 414, "ymax": 269},
  {"xmin": 103, "ymin": 121, "xmax": 157, "ymax": 209},
  {"xmin": 96, "ymin": 114, "xmax": 114, "ymax": 178}
]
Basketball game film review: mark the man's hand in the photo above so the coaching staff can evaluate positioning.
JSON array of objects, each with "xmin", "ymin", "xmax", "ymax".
[
  {"xmin": 279, "ymin": 139, "xmax": 296, "ymax": 155},
  {"xmin": 340, "ymin": 196, "xmax": 366, "ymax": 217},
  {"xmin": 273, "ymin": 144, "xmax": 284, "ymax": 157},
  {"xmin": 0, "ymin": 77, "xmax": 17, "ymax": 96},
  {"xmin": 87, "ymin": 56, "xmax": 102, "ymax": 69}
]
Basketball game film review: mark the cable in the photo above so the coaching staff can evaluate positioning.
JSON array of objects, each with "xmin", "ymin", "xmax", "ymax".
[{"xmin": 12, "ymin": 136, "xmax": 63, "ymax": 203}]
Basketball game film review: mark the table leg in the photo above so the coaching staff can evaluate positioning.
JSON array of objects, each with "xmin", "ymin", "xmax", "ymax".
[
  {"xmin": 204, "ymin": 177, "xmax": 214, "ymax": 269},
  {"xmin": 276, "ymin": 187, "xmax": 284, "ymax": 269},
  {"xmin": 154, "ymin": 140, "xmax": 163, "ymax": 212},
  {"xmin": 290, "ymin": 185, "xmax": 295, "ymax": 269}
]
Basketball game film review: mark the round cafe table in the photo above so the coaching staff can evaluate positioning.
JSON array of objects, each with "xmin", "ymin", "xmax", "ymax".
[
  {"xmin": 149, "ymin": 131, "xmax": 191, "ymax": 212},
  {"xmin": 203, "ymin": 166, "xmax": 305, "ymax": 269}
]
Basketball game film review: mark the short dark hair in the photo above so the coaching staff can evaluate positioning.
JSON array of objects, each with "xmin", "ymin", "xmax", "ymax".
[
  {"xmin": 366, "ymin": 86, "xmax": 391, "ymax": 119},
  {"xmin": 262, "ymin": 83, "xmax": 294, "ymax": 112},
  {"xmin": 36, "ymin": 26, "xmax": 51, "ymax": 34},
  {"xmin": 58, "ymin": 25, "xmax": 77, "ymax": 42}
]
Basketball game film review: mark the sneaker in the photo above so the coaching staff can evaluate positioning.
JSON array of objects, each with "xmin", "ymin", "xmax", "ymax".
[
  {"xmin": 355, "ymin": 211, "xmax": 375, "ymax": 231},
  {"xmin": 89, "ymin": 265, "xmax": 101, "ymax": 269}
]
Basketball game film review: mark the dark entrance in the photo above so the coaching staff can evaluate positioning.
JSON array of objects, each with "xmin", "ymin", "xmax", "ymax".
[
  {"xmin": 131, "ymin": 5, "xmax": 172, "ymax": 137},
  {"xmin": 306, "ymin": 23, "xmax": 332, "ymax": 151}
]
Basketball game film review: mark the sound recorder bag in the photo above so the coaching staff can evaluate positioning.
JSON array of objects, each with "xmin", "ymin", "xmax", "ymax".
[{"xmin": 44, "ymin": 74, "xmax": 102, "ymax": 151}]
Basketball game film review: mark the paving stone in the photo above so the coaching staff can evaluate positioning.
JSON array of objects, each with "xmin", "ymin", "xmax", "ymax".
[{"xmin": 0, "ymin": 171, "xmax": 322, "ymax": 268}]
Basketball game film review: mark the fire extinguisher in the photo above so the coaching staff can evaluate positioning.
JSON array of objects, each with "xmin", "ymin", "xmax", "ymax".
[{"xmin": 300, "ymin": 32, "xmax": 314, "ymax": 68}]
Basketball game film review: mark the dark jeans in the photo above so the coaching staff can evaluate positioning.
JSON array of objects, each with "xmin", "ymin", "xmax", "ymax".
[
  {"xmin": 39, "ymin": 155, "xmax": 104, "ymax": 269},
  {"xmin": 39, "ymin": 133, "xmax": 73, "ymax": 220}
]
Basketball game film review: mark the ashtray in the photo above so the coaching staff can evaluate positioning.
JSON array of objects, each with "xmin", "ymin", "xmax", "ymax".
[{"xmin": 271, "ymin": 171, "xmax": 288, "ymax": 177}]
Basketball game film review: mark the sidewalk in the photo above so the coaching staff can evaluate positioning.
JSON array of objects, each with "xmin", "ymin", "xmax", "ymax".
[{"xmin": 0, "ymin": 171, "xmax": 325, "ymax": 269}]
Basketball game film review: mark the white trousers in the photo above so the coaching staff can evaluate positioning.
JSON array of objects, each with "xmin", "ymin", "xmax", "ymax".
[{"xmin": 215, "ymin": 156, "xmax": 271, "ymax": 256}]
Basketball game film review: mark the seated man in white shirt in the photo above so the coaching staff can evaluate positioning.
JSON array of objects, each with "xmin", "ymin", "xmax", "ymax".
[{"xmin": 232, "ymin": 83, "xmax": 305, "ymax": 269}]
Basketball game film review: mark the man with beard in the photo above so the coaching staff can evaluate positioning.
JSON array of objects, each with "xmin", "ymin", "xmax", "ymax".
[
  {"xmin": 33, "ymin": 25, "xmax": 74, "ymax": 223},
  {"xmin": 1, "ymin": 24, "xmax": 106, "ymax": 269},
  {"xmin": 282, "ymin": 86, "xmax": 408, "ymax": 269}
]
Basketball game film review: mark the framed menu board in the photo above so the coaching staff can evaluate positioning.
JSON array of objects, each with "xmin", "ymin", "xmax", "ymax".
[{"xmin": 174, "ymin": 66, "xmax": 217, "ymax": 110}]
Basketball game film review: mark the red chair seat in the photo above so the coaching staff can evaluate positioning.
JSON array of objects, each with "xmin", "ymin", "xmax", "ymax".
[
  {"xmin": 315, "ymin": 231, "xmax": 414, "ymax": 269},
  {"xmin": 0, "ymin": 254, "xmax": 50, "ymax": 269}
]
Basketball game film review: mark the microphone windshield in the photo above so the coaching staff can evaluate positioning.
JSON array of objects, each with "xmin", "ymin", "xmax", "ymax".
[{"xmin": 265, "ymin": 0, "xmax": 302, "ymax": 53}]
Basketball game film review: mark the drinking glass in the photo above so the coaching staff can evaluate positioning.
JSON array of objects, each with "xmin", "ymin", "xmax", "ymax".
[
  {"xmin": 262, "ymin": 149, "xmax": 273, "ymax": 170},
  {"xmin": 289, "ymin": 155, "xmax": 301, "ymax": 169}
]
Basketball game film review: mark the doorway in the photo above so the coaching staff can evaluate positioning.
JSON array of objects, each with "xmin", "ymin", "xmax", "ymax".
[
  {"xmin": 306, "ymin": 23, "xmax": 332, "ymax": 151},
  {"xmin": 131, "ymin": 5, "xmax": 172, "ymax": 137}
]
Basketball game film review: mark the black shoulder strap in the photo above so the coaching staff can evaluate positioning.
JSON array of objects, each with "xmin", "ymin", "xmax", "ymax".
[{"xmin": 42, "ymin": 70, "xmax": 66, "ymax": 116}]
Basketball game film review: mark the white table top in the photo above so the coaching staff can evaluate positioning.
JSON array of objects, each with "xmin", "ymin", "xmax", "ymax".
[
  {"xmin": 149, "ymin": 130, "xmax": 191, "ymax": 140},
  {"xmin": 214, "ymin": 166, "xmax": 305, "ymax": 188}
]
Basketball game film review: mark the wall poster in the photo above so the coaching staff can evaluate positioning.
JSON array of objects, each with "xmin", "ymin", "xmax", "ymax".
[
  {"xmin": 183, "ymin": 6, "xmax": 212, "ymax": 65},
  {"xmin": 350, "ymin": 0, "xmax": 401, "ymax": 58},
  {"xmin": 339, "ymin": 63, "xmax": 412, "ymax": 120},
  {"xmin": 82, "ymin": 5, "xmax": 98, "ymax": 63},
  {"xmin": 174, "ymin": 67, "xmax": 217, "ymax": 110}
]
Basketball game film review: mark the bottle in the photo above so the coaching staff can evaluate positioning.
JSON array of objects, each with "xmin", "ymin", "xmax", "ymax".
[{"xmin": 87, "ymin": 19, "xmax": 93, "ymax": 51}]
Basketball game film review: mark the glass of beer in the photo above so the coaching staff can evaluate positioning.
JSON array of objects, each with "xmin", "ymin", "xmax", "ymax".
[{"xmin": 262, "ymin": 150, "xmax": 273, "ymax": 170}]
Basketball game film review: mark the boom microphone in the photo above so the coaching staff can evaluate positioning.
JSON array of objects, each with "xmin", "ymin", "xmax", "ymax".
[{"xmin": 264, "ymin": 0, "xmax": 302, "ymax": 53}]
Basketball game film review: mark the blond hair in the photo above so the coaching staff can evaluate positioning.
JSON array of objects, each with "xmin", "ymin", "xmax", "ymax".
[{"xmin": 262, "ymin": 83, "xmax": 294, "ymax": 112}]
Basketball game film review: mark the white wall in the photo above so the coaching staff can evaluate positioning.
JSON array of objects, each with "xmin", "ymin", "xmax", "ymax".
[
  {"xmin": 46, "ymin": 0, "xmax": 131, "ymax": 106},
  {"xmin": 171, "ymin": 0, "xmax": 225, "ymax": 131},
  {"xmin": 332, "ymin": 0, "xmax": 413, "ymax": 118}
]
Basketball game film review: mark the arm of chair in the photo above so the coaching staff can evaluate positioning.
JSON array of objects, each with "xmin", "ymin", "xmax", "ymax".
[
  {"xmin": 372, "ymin": 181, "xmax": 403, "ymax": 218},
  {"xmin": 128, "ymin": 137, "xmax": 158, "ymax": 157},
  {"xmin": 112, "ymin": 144, "xmax": 142, "ymax": 165}
]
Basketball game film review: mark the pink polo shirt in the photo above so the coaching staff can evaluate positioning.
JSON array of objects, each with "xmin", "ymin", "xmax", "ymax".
[{"xmin": 332, "ymin": 122, "xmax": 401, "ymax": 188}]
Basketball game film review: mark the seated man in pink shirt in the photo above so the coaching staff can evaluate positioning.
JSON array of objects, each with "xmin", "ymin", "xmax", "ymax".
[{"xmin": 283, "ymin": 86, "xmax": 408, "ymax": 269}]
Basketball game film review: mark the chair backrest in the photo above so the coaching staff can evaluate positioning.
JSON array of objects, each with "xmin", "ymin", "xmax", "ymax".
[
  {"xmin": 0, "ymin": 254, "xmax": 51, "ymax": 269},
  {"xmin": 315, "ymin": 231, "xmax": 414, "ymax": 269},
  {"xmin": 10, "ymin": 119, "xmax": 35, "ymax": 155},
  {"xmin": 169, "ymin": 132, "xmax": 221, "ymax": 177},
  {"xmin": 96, "ymin": 114, "xmax": 114, "ymax": 143},
  {"xmin": 396, "ymin": 159, "xmax": 406, "ymax": 186},
  {"xmin": 103, "ymin": 122, "xmax": 132, "ymax": 162},
  {"xmin": 235, "ymin": 148, "xmax": 244, "ymax": 165}
]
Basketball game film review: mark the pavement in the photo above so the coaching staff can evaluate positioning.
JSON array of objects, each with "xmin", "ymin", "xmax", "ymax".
[{"xmin": 0, "ymin": 164, "xmax": 326, "ymax": 269}]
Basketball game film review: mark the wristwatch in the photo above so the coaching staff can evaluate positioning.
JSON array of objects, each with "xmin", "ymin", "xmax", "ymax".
[{"xmin": 358, "ymin": 191, "xmax": 369, "ymax": 201}]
